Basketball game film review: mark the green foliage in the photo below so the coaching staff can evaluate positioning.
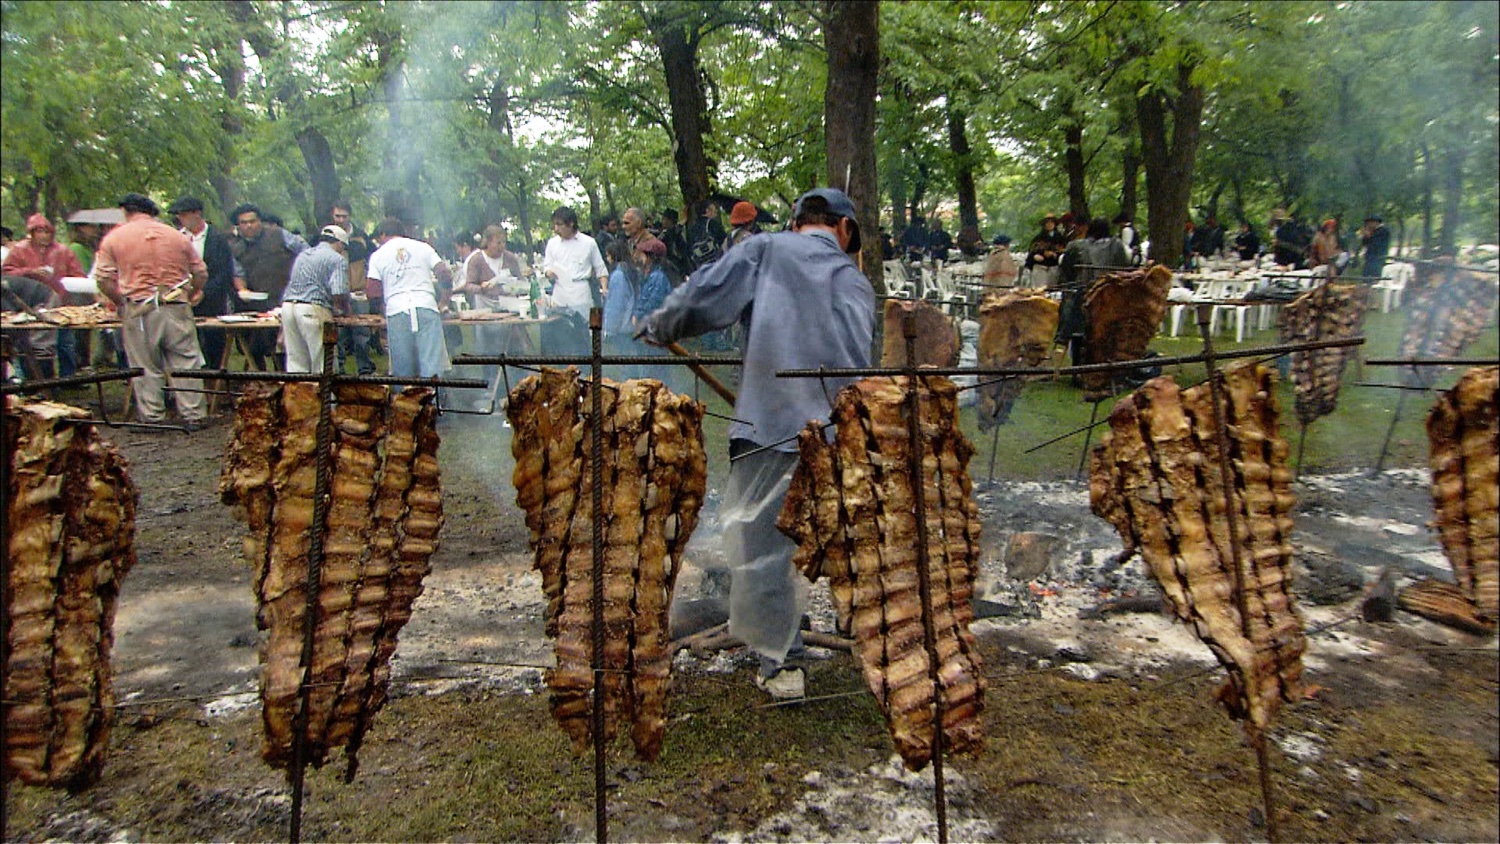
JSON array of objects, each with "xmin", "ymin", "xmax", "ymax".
[
  {"xmin": 2, "ymin": 1, "xmax": 1495, "ymax": 247},
  {"xmin": 1, "ymin": 0, "xmax": 226, "ymax": 221}
]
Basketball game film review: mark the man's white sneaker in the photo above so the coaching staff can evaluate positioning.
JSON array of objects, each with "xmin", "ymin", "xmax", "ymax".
[{"xmin": 755, "ymin": 667, "xmax": 805, "ymax": 701}]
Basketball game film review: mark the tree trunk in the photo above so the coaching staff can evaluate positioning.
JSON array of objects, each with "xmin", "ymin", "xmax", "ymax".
[
  {"xmin": 583, "ymin": 184, "xmax": 601, "ymax": 234},
  {"xmin": 482, "ymin": 74, "xmax": 534, "ymax": 248},
  {"xmin": 1064, "ymin": 119, "xmax": 1089, "ymax": 221},
  {"xmin": 295, "ymin": 126, "xmax": 340, "ymax": 229},
  {"xmin": 1437, "ymin": 146, "xmax": 1465, "ymax": 257},
  {"xmin": 947, "ymin": 102, "xmax": 979, "ymax": 234},
  {"xmin": 1137, "ymin": 63, "xmax": 1204, "ymax": 268},
  {"xmin": 1229, "ymin": 173, "xmax": 1248, "ymax": 226},
  {"xmin": 648, "ymin": 15, "xmax": 713, "ymax": 214},
  {"xmin": 824, "ymin": 0, "xmax": 881, "ymax": 291},
  {"xmin": 908, "ymin": 161, "xmax": 929, "ymax": 228},
  {"xmin": 890, "ymin": 182, "xmax": 908, "ymax": 235},
  {"xmin": 1121, "ymin": 144, "xmax": 1140, "ymax": 222},
  {"xmin": 210, "ymin": 35, "xmax": 245, "ymax": 217},
  {"xmin": 19, "ymin": 177, "xmax": 41, "ymax": 218}
]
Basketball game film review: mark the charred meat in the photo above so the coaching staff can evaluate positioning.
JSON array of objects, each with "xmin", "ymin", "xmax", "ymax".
[
  {"xmin": 779, "ymin": 376, "xmax": 985, "ymax": 771},
  {"xmin": 507, "ymin": 369, "xmax": 706, "ymax": 762}
]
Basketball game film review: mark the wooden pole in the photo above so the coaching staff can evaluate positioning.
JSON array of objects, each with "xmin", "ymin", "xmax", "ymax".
[{"xmin": 665, "ymin": 341, "xmax": 737, "ymax": 406}]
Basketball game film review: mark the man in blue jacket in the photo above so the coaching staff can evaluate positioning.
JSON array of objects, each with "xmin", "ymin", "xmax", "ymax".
[{"xmin": 640, "ymin": 188, "xmax": 875, "ymax": 700}]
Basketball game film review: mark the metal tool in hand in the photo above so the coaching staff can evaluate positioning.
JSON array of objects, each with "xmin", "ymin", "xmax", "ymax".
[{"xmin": 665, "ymin": 341, "xmax": 737, "ymax": 405}]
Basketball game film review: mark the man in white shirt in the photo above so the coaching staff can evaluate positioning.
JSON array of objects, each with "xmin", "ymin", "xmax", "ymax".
[
  {"xmin": 365, "ymin": 217, "xmax": 453, "ymax": 378},
  {"xmin": 540, "ymin": 206, "xmax": 607, "ymax": 355}
]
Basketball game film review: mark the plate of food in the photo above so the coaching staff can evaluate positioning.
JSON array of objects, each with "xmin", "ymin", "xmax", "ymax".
[{"xmin": 237, "ymin": 289, "xmax": 270, "ymax": 302}]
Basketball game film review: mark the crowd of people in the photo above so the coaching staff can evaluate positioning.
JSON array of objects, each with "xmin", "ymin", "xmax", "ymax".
[{"xmin": 1, "ymin": 193, "xmax": 797, "ymax": 420}]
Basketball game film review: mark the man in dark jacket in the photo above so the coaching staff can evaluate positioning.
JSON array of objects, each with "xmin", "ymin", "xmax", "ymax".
[
  {"xmin": 658, "ymin": 208, "xmax": 690, "ymax": 284},
  {"xmin": 685, "ymin": 200, "xmax": 726, "ymax": 274},
  {"xmin": 1359, "ymin": 215, "xmax": 1391, "ymax": 282},
  {"xmin": 170, "ymin": 196, "xmax": 238, "ymax": 369},
  {"xmin": 228, "ymin": 203, "xmax": 305, "ymax": 369}
]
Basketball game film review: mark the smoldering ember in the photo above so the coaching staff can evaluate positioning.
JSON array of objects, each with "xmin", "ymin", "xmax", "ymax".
[{"xmin": 2, "ymin": 1, "xmax": 1498, "ymax": 843}]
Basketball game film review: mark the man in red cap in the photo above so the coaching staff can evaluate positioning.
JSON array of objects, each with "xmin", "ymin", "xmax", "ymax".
[
  {"xmin": 723, "ymin": 201, "xmax": 761, "ymax": 253},
  {"xmin": 3, "ymin": 213, "xmax": 87, "ymax": 376}
]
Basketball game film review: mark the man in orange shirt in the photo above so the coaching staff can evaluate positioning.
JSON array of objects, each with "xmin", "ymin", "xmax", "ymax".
[{"xmin": 94, "ymin": 193, "xmax": 210, "ymax": 429}]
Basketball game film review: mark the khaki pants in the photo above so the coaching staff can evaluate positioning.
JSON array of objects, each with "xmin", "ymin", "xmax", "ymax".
[
  {"xmin": 281, "ymin": 301, "xmax": 332, "ymax": 373},
  {"xmin": 121, "ymin": 299, "xmax": 205, "ymax": 422}
]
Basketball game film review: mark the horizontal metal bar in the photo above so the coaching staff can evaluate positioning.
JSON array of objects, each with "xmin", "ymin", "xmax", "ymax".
[
  {"xmin": 1354, "ymin": 382, "xmax": 1441, "ymax": 392},
  {"xmin": 1402, "ymin": 259, "xmax": 1499, "ymax": 274},
  {"xmin": 166, "ymin": 369, "xmax": 488, "ymax": 388},
  {"xmin": 1364, "ymin": 358, "xmax": 1499, "ymax": 367},
  {"xmin": 0, "ymin": 367, "xmax": 145, "ymax": 395},
  {"xmin": 89, "ymin": 419, "xmax": 189, "ymax": 434},
  {"xmin": 453, "ymin": 354, "xmax": 742, "ymax": 367},
  {"xmin": 776, "ymin": 336, "xmax": 1365, "ymax": 379},
  {"xmin": 727, "ymin": 421, "xmax": 833, "ymax": 463},
  {"xmin": 163, "ymin": 387, "xmax": 241, "ymax": 396}
]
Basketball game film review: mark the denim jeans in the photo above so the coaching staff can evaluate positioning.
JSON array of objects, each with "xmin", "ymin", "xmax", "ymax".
[
  {"xmin": 338, "ymin": 296, "xmax": 375, "ymax": 375},
  {"xmin": 386, "ymin": 307, "xmax": 449, "ymax": 378}
]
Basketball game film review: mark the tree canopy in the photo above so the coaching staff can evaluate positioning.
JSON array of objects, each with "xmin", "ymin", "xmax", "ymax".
[{"xmin": 3, "ymin": 0, "xmax": 1495, "ymax": 266}]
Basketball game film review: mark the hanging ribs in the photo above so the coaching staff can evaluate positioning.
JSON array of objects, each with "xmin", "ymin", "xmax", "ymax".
[
  {"xmin": 880, "ymin": 299, "xmax": 960, "ymax": 369},
  {"xmin": 975, "ymin": 289, "xmax": 1059, "ymax": 430},
  {"xmin": 4, "ymin": 398, "xmax": 137, "ymax": 788},
  {"xmin": 1424, "ymin": 366, "xmax": 1498, "ymax": 625},
  {"xmin": 1399, "ymin": 269, "xmax": 1498, "ymax": 366},
  {"xmin": 1278, "ymin": 282, "xmax": 1368, "ymax": 425},
  {"xmin": 1089, "ymin": 363, "xmax": 1305, "ymax": 731},
  {"xmin": 507, "ymin": 368, "xmax": 706, "ymax": 762},
  {"xmin": 220, "ymin": 383, "xmax": 442, "ymax": 776},
  {"xmin": 1080, "ymin": 265, "xmax": 1172, "ymax": 400},
  {"xmin": 779, "ymin": 376, "xmax": 985, "ymax": 771}
]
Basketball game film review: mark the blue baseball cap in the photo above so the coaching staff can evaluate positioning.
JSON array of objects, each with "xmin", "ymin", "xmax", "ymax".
[{"xmin": 793, "ymin": 188, "xmax": 861, "ymax": 254}]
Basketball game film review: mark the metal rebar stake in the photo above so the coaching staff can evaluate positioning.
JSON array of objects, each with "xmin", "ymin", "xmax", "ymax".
[
  {"xmin": 902, "ymin": 312, "xmax": 948, "ymax": 844},
  {"xmin": 1194, "ymin": 304, "xmax": 1278, "ymax": 842},
  {"xmin": 1074, "ymin": 400, "xmax": 1102, "ymax": 481},
  {"xmin": 588, "ymin": 309, "xmax": 608, "ymax": 844},
  {"xmin": 1, "ymin": 339, "xmax": 11, "ymax": 840},
  {"xmin": 288, "ymin": 325, "xmax": 340, "ymax": 843},
  {"xmin": 986, "ymin": 422, "xmax": 1000, "ymax": 485},
  {"xmin": 1294, "ymin": 420, "xmax": 1310, "ymax": 480}
]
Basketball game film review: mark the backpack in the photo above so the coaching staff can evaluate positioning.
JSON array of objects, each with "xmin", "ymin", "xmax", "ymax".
[{"xmin": 690, "ymin": 234, "xmax": 723, "ymax": 271}]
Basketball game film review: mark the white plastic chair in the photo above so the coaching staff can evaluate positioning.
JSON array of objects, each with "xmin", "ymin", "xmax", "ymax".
[
  {"xmin": 1374, "ymin": 262, "xmax": 1413, "ymax": 313},
  {"xmin": 1168, "ymin": 281, "xmax": 1218, "ymax": 337},
  {"xmin": 884, "ymin": 261, "xmax": 914, "ymax": 298},
  {"xmin": 1208, "ymin": 279, "xmax": 1256, "ymax": 342}
]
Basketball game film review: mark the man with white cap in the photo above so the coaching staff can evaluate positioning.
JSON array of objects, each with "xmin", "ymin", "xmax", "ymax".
[
  {"xmin": 279, "ymin": 224, "xmax": 351, "ymax": 373},
  {"xmin": 639, "ymin": 187, "xmax": 875, "ymax": 700}
]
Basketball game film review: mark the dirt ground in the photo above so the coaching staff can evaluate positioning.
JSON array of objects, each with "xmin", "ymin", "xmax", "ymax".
[{"xmin": 4, "ymin": 398, "xmax": 1499, "ymax": 843}]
